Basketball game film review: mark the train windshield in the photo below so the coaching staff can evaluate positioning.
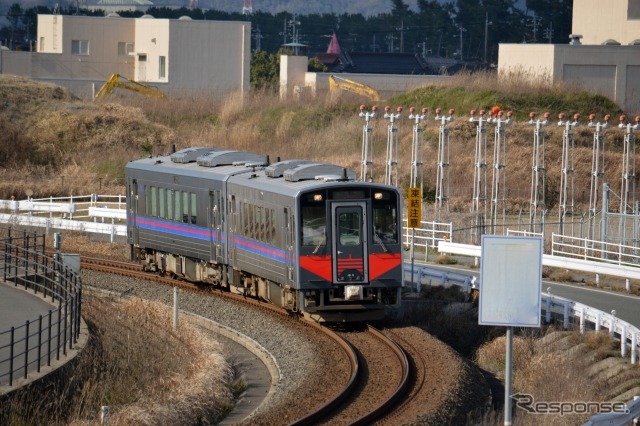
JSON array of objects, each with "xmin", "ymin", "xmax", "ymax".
[
  {"xmin": 372, "ymin": 191, "xmax": 398, "ymax": 243},
  {"xmin": 302, "ymin": 197, "xmax": 326, "ymax": 246}
]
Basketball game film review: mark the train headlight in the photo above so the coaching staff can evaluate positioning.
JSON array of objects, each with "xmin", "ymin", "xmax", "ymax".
[
  {"xmin": 313, "ymin": 194, "xmax": 323, "ymax": 202},
  {"xmin": 374, "ymin": 192, "xmax": 383, "ymax": 200}
]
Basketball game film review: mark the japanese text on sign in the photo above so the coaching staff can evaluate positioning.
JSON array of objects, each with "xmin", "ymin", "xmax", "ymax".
[{"xmin": 407, "ymin": 187, "xmax": 421, "ymax": 228}]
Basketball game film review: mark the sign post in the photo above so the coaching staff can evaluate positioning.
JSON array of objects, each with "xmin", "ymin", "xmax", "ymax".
[
  {"xmin": 479, "ymin": 236, "xmax": 542, "ymax": 426},
  {"xmin": 407, "ymin": 188, "xmax": 422, "ymax": 288}
]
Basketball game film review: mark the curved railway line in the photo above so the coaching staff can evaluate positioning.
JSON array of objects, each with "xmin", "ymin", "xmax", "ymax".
[
  {"xmin": 310, "ymin": 325, "xmax": 411, "ymax": 425},
  {"xmin": 80, "ymin": 255, "xmax": 414, "ymax": 424}
]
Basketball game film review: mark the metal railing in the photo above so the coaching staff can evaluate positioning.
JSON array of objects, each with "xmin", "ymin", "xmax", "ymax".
[
  {"xmin": 551, "ymin": 232, "xmax": 640, "ymax": 267},
  {"xmin": 0, "ymin": 194, "xmax": 126, "ymax": 221},
  {"xmin": 0, "ymin": 229, "xmax": 82, "ymax": 388},
  {"xmin": 402, "ymin": 218, "xmax": 452, "ymax": 259}
]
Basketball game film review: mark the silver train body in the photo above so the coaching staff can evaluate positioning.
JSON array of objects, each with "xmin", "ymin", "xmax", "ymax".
[{"xmin": 126, "ymin": 147, "xmax": 403, "ymax": 322}]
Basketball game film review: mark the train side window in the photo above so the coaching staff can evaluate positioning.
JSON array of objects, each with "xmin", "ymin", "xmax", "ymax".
[
  {"xmin": 174, "ymin": 191, "xmax": 181, "ymax": 221},
  {"xmin": 150, "ymin": 186, "xmax": 158, "ymax": 217},
  {"xmin": 167, "ymin": 190, "xmax": 173, "ymax": 220},
  {"xmin": 249, "ymin": 204, "xmax": 255, "ymax": 238},
  {"xmin": 159, "ymin": 188, "xmax": 166, "ymax": 219},
  {"xmin": 271, "ymin": 209, "xmax": 278, "ymax": 245},
  {"xmin": 144, "ymin": 185, "xmax": 149, "ymax": 215},
  {"xmin": 242, "ymin": 203, "xmax": 249, "ymax": 236},
  {"xmin": 182, "ymin": 192, "xmax": 189, "ymax": 223},
  {"xmin": 265, "ymin": 208, "xmax": 272, "ymax": 243},
  {"xmin": 258, "ymin": 205, "xmax": 263, "ymax": 241},
  {"xmin": 190, "ymin": 193, "xmax": 197, "ymax": 224}
]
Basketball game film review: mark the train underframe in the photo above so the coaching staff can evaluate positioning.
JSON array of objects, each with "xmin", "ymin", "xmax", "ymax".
[{"xmin": 133, "ymin": 245, "xmax": 400, "ymax": 322}]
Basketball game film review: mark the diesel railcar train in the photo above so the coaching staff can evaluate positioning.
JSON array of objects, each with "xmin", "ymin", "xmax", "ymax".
[{"xmin": 125, "ymin": 147, "xmax": 403, "ymax": 322}]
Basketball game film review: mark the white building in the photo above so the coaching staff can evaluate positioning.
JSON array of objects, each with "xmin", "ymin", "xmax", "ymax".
[
  {"xmin": 0, "ymin": 14, "xmax": 251, "ymax": 100},
  {"xmin": 498, "ymin": 0, "xmax": 640, "ymax": 113}
]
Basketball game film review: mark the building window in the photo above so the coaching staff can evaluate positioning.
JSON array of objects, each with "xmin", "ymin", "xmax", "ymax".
[
  {"xmin": 159, "ymin": 56, "xmax": 166, "ymax": 79},
  {"xmin": 71, "ymin": 39, "xmax": 89, "ymax": 55},
  {"xmin": 39, "ymin": 37, "xmax": 44, "ymax": 51},
  {"xmin": 118, "ymin": 42, "xmax": 134, "ymax": 56}
]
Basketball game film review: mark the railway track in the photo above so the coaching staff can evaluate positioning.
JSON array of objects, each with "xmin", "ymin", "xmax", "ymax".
[
  {"xmin": 300, "ymin": 325, "xmax": 411, "ymax": 425},
  {"xmin": 79, "ymin": 256, "xmax": 369, "ymax": 423},
  {"xmin": 79, "ymin": 255, "xmax": 488, "ymax": 424},
  {"xmin": 376, "ymin": 328, "xmax": 429, "ymax": 425}
]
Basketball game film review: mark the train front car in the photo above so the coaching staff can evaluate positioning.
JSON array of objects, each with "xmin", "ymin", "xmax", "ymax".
[{"xmin": 297, "ymin": 181, "xmax": 403, "ymax": 322}]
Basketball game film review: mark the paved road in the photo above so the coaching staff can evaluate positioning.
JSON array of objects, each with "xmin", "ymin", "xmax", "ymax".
[{"xmin": 0, "ymin": 282, "xmax": 58, "ymax": 389}]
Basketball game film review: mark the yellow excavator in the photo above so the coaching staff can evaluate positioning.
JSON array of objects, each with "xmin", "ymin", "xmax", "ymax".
[
  {"xmin": 95, "ymin": 74, "xmax": 167, "ymax": 100},
  {"xmin": 328, "ymin": 74, "xmax": 382, "ymax": 102}
]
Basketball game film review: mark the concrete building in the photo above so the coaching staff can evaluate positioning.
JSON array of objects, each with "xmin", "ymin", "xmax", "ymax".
[
  {"xmin": 498, "ymin": 0, "xmax": 640, "ymax": 113},
  {"xmin": 572, "ymin": 0, "xmax": 640, "ymax": 45},
  {"xmin": 0, "ymin": 14, "xmax": 250, "ymax": 100}
]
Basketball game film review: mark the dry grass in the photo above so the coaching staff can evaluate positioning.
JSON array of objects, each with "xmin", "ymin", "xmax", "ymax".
[
  {"xmin": 0, "ymin": 297, "xmax": 237, "ymax": 425},
  {"xmin": 0, "ymin": 72, "xmax": 629, "ymax": 216},
  {"xmin": 48, "ymin": 233, "xmax": 130, "ymax": 260},
  {"xmin": 474, "ymin": 328, "xmax": 624, "ymax": 425}
]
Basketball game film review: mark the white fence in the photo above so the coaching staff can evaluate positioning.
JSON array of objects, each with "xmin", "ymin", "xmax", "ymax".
[
  {"xmin": 0, "ymin": 194, "xmax": 126, "ymax": 221},
  {"xmin": 402, "ymin": 218, "xmax": 452, "ymax": 259},
  {"xmin": 0, "ymin": 195, "xmax": 126, "ymax": 242}
]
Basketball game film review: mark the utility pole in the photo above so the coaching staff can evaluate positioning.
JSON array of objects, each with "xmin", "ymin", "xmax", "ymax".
[
  {"xmin": 396, "ymin": 20, "xmax": 406, "ymax": 53},
  {"xmin": 458, "ymin": 26, "xmax": 466, "ymax": 61},
  {"xmin": 531, "ymin": 13, "xmax": 541, "ymax": 43},
  {"xmin": 543, "ymin": 22, "xmax": 554, "ymax": 44},
  {"xmin": 253, "ymin": 27, "xmax": 262, "ymax": 51},
  {"xmin": 484, "ymin": 13, "xmax": 492, "ymax": 65}
]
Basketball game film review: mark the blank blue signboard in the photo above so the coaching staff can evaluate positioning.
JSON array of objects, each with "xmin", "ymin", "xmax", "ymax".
[{"xmin": 479, "ymin": 235, "xmax": 542, "ymax": 327}]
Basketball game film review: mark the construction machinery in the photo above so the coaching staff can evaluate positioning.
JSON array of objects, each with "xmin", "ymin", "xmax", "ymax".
[
  {"xmin": 329, "ymin": 74, "xmax": 382, "ymax": 101},
  {"xmin": 95, "ymin": 74, "xmax": 167, "ymax": 100}
]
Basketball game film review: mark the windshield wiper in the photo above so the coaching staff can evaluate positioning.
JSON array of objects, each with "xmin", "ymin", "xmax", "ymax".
[{"xmin": 374, "ymin": 233, "xmax": 389, "ymax": 253}]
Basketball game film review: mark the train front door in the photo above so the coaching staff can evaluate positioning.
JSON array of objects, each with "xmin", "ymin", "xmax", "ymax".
[{"xmin": 331, "ymin": 202, "xmax": 368, "ymax": 283}]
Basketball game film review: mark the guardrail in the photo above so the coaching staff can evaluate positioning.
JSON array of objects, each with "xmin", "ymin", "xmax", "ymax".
[{"xmin": 0, "ymin": 229, "xmax": 83, "ymax": 389}]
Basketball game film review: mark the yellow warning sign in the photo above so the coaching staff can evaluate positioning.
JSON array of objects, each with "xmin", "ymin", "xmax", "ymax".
[{"xmin": 407, "ymin": 187, "xmax": 422, "ymax": 228}]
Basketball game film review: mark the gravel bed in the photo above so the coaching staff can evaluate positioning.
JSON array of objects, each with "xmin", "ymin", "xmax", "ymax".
[
  {"xmin": 381, "ymin": 326, "xmax": 491, "ymax": 425},
  {"xmin": 82, "ymin": 270, "xmax": 351, "ymax": 425},
  {"xmin": 321, "ymin": 329, "xmax": 403, "ymax": 424}
]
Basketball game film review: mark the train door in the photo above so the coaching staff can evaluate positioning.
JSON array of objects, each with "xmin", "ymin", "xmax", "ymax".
[
  {"xmin": 128, "ymin": 178, "xmax": 139, "ymax": 245},
  {"xmin": 331, "ymin": 202, "xmax": 368, "ymax": 283},
  {"xmin": 228, "ymin": 194, "xmax": 237, "ymax": 264},
  {"xmin": 209, "ymin": 190, "xmax": 223, "ymax": 263},
  {"xmin": 284, "ymin": 207, "xmax": 295, "ymax": 285}
]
